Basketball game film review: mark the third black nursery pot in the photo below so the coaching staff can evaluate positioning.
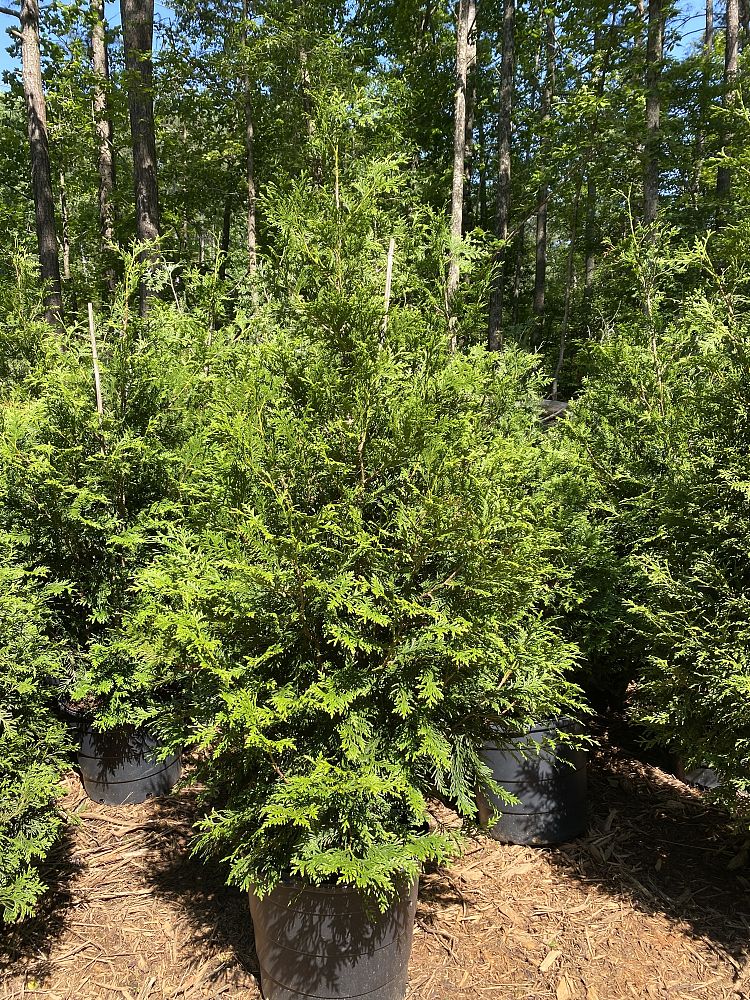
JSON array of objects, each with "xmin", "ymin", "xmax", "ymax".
[
  {"xmin": 249, "ymin": 878, "xmax": 419, "ymax": 1000},
  {"xmin": 478, "ymin": 718, "xmax": 588, "ymax": 845},
  {"xmin": 63, "ymin": 706, "xmax": 181, "ymax": 805}
]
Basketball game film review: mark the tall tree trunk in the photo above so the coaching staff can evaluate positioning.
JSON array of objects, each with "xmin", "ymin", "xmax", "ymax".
[
  {"xmin": 299, "ymin": 42, "xmax": 321, "ymax": 185},
  {"xmin": 532, "ymin": 11, "xmax": 554, "ymax": 344},
  {"xmin": 120, "ymin": 0, "xmax": 160, "ymax": 314},
  {"xmin": 716, "ymin": 0, "xmax": 739, "ymax": 199},
  {"xmin": 583, "ymin": 7, "xmax": 618, "ymax": 308},
  {"xmin": 59, "ymin": 169, "xmax": 70, "ymax": 282},
  {"xmin": 447, "ymin": 0, "xmax": 471, "ymax": 302},
  {"xmin": 488, "ymin": 0, "xmax": 514, "ymax": 350},
  {"xmin": 19, "ymin": 0, "xmax": 63, "ymax": 327},
  {"xmin": 739, "ymin": 0, "xmax": 749, "ymax": 42},
  {"xmin": 91, "ymin": 0, "xmax": 116, "ymax": 290},
  {"xmin": 583, "ymin": 174, "xmax": 597, "ymax": 308},
  {"xmin": 478, "ymin": 108, "xmax": 488, "ymax": 229},
  {"xmin": 242, "ymin": 0, "xmax": 257, "ymax": 272},
  {"xmin": 219, "ymin": 194, "xmax": 231, "ymax": 281},
  {"xmin": 511, "ymin": 221, "xmax": 524, "ymax": 325},
  {"xmin": 643, "ymin": 0, "xmax": 664, "ymax": 225},
  {"xmin": 463, "ymin": 0, "xmax": 477, "ymax": 232},
  {"xmin": 690, "ymin": 0, "xmax": 714, "ymax": 208},
  {"xmin": 415, "ymin": 1, "xmax": 434, "ymax": 55}
]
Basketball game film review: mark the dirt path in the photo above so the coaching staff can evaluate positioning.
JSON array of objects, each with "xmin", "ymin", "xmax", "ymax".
[{"xmin": 2, "ymin": 748, "xmax": 749, "ymax": 1000}]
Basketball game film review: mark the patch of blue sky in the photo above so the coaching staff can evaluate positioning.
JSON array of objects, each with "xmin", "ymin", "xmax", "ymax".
[{"xmin": 0, "ymin": 0, "xmax": 172, "ymax": 80}]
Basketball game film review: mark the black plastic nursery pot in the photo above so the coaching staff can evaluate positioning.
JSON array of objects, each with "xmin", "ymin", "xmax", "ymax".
[
  {"xmin": 249, "ymin": 877, "xmax": 420, "ymax": 1000},
  {"xmin": 63, "ymin": 707, "xmax": 181, "ymax": 805},
  {"xmin": 478, "ymin": 718, "xmax": 588, "ymax": 846}
]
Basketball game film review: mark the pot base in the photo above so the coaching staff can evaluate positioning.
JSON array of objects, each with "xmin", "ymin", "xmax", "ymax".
[{"xmin": 75, "ymin": 723, "xmax": 181, "ymax": 805}]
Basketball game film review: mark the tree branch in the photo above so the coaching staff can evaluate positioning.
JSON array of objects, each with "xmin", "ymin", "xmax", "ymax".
[{"xmin": 0, "ymin": 5, "xmax": 19, "ymax": 18}]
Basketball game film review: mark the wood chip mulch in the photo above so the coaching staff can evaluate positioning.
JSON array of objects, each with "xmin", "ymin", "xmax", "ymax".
[{"xmin": 2, "ymin": 745, "xmax": 749, "ymax": 1000}]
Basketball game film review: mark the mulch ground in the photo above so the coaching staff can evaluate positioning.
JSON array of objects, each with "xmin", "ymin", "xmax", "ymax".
[{"xmin": 2, "ymin": 743, "xmax": 749, "ymax": 1000}]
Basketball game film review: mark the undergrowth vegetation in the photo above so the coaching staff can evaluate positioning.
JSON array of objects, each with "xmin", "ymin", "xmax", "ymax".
[
  {"xmin": 0, "ymin": 554, "xmax": 71, "ymax": 923},
  {"xmin": 561, "ymin": 225, "xmax": 750, "ymax": 815},
  {"xmin": 2, "ymin": 189, "xmax": 749, "ymax": 922}
]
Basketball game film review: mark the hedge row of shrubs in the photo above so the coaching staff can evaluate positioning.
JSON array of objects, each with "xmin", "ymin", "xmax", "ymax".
[{"xmin": 1, "ymin": 208, "xmax": 748, "ymax": 922}]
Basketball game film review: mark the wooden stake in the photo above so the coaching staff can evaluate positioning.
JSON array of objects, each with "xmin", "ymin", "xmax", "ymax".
[
  {"xmin": 383, "ymin": 237, "xmax": 395, "ymax": 339},
  {"xmin": 87, "ymin": 301, "xmax": 104, "ymax": 421}
]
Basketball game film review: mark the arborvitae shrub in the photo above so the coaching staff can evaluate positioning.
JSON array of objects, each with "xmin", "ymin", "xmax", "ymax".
[
  {"xmin": 564, "ymin": 227, "xmax": 750, "ymax": 817},
  {"xmin": 0, "ymin": 553, "xmax": 71, "ymax": 923},
  {"xmin": 0, "ymin": 287, "xmax": 216, "ymax": 728},
  {"xmin": 122, "ymin": 170, "xmax": 585, "ymax": 906}
]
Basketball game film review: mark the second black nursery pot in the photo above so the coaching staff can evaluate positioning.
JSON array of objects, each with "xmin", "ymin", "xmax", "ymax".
[
  {"xmin": 64, "ymin": 708, "xmax": 182, "ymax": 805},
  {"xmin": 479, "ymin": 718, "xmax": 588, "ymax": 845}
]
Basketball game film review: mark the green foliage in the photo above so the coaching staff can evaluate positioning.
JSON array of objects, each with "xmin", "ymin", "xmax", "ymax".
[
  {"xmin": 0, "ymin": 254, "xmax": 216, "ymax": 727},
  {"xmin": 0, "ymin": 553, "xmax": 71, "ymax": 924},
  {"xmin": 0, "ymin": 252, "xmax": 57, "ymax": 390},
  {"xmin": 122, "ymin": 174, "xmax": 584, "ymax": 907},
  {"xmin": 564, "ymin": 224, "xmax": 750, "ymax": 814}
]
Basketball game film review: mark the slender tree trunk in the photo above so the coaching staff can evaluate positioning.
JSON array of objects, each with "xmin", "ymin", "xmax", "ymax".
[
  {"xmin": 19, "ymin": 0, "xmax": 63, "ymax": 327},
  {"xmin": 643, "ymin": 0, "xmax": 664, "ymax": 225},
  {"xmin": 636, "ymin": 0, "xmax": 646, "ymax": 45},
  {"xmin": 59, "ymin": 170, "xmax": 70, "ymax": 281},
  {"xmin": 59, "ymin": 169, "xmax": 79, "ymax": 314},
  {"xmin": 299, "ymin": 42, "xmax": 321, "ymax": 185},
  {"xmin": 716, "ymin": 0, "xmax": 739, "ymax": 199},
  {"xmin": 532, "ymin": 11, "xmax": 554, "ymax": 344},
  {"xmin": 219, "ymin": 194, "xmax": 231, "ymax": 281},
  {"xmin": 551, "ymin": 180, "xmax": 582, "ymax": 400},
  {"xmin": 532, "ymin": 192, "xmax": 547, "ymax": 331},
  {"xmin": 415, "ymin": 1, "xmax": 434, "ymax": 54},
  {"xmin": 583, "ymin": 175, "xmax": 597, "ymax": 308},
  {"xmin": 242, "ymin": 0, "xmax": 257, "ymax": 272},
  {"xmin": 739, "ymin": 0, "xmax": 749, "ymax": 42},
  {"xmin": 60, "ymin": 170, "xmax": 78, "ymax": 313},
  {"xmin": 447, "ymin": 0, "xmax": 470, "ymax": 302},
  {"xmin": 488, "ymin": 0, "xmax": 514, "ymax": 350},
  {"xmin": 120, "ymin": 0, "xmax": 160, "ymax": 314},
  {"xmin": 511, "ymin": 221, "xmax": 524, "ymax": 325},
  {"xmin": 478, "ymin": 109, "xmax": 488, "ymax": 229},
  {"xmin": 91, "ymin": 0, "xmax": 116, "ymax": 290},
  {"xmin": 463, "ymin": 0, "xmax": 477, "ymax": 232},
  {"xmin": 689, "ymin": 0, "xmax": 714, "ymax": 208},
  {"xmin": 583, "ymin": 7, "xmax": 618, "ymax": 308}
]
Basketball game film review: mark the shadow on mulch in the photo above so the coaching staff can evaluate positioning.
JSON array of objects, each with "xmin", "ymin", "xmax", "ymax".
[
  {"xmin": 0, "ymin": 825, "xmax": 80, "ymax": 981},
  {"xmin": 143, "ymin": 789, "xmax": 259, "ymax": 991},
  {"xmin": 545, "ymin": 744, "xmax": 750, "ymax": 964}
]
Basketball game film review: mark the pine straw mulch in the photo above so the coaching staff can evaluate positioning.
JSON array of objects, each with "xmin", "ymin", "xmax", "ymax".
[{"xmin": 2, "ymin": 744, "xmax": 749, "ymax": 1000}]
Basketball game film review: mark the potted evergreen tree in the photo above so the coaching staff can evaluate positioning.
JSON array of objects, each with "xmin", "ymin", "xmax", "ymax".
[
  {"xmin": 0, "ymin": 283, "xmax": 212, "ymax": 804},
  {"xmin": 123, "ymin": 165, "xmax": 585, "ymax": 996},
  {"xmin": 0, "ymin": 547, "xmax": 71, "ymax": 922}
]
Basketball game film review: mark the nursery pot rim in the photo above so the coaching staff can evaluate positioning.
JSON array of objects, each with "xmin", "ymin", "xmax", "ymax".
[
  {"xmin": 250, "ymin": 873, "xmax": 420, "ymax": 898},
  {"xmin": 485, "ymin": 714, "xmax": 585, "ymax": 739}
]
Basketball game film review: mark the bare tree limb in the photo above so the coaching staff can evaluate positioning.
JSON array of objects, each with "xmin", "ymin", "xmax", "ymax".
[{"xmin": 0, "ymin": 5, "xmax": 20, "ymax": 18}]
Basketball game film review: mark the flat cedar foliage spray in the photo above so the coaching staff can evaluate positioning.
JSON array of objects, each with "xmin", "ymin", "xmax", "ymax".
[
  {"xmin": 0, "ymin": 554, "xmax": 71, "ymax": 923},
  {"xmin": 560, "ymin": 223, "xmax": 750, "ymax": 820},
  {"xmin": 122, "ymin": 171, "xmax": 585, "ymax": 908},
  {"xmin": 0, "ymin": 253, "xmax": 216, "ymax": 729}
]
